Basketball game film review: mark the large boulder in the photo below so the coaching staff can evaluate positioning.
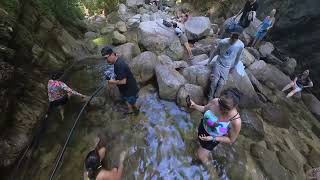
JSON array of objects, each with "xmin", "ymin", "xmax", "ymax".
[
  {"xmin": 190, "ymin": 54, "xmax": 208, "ymax": 65},
  {"xmin": 308, "ymin": 147, "xmax": 320, "ymax": 168},
  {"xmin": 259, "ymin": 42, "xmax": 274, "ymax": 57},
  {"xmin": 114, "ymin": 43, "xmax": 141, "ymax": 63},
  {"xmin": 126, "ymin": 0, "xmax": 144, "ymax": 8},
  {"xmin": 301, "ymin": 93, "xmax": 320, "ymax": 119},
  {"xmin": 250, "ymin": 144, "xmax": 291, "ymax": 180},
  {"xmin": 158, "ymin": 55, "xmax": 188, "ymax": 69},
  {"xmin": 129, "ymin": 51, "xmax": 159, "ymax": 83},
  {"xmin": 127, "ymin": 14, "xmax": 141, "ymax": 28},
  {"xmin": 261, "ymin": 103, "xmax": 291, "ymax": 128},
  {"xmin": 184, "ymin": 16, "xmax": 211, "ymax": 41},
  {"xmin": 155, "ymin": 65, "xmax": 187, "ymax": 100},
  {"xmin": 246, "ymin": 47, "xmax": 260, "ymax": 60},
  {"xmin": 241, "ymin": 48, "xmax": 256, "ymax": 67},
  {"xmin": 177, "ymin": 84, "xmax": 205, "ymax": 107},
  {"xmin": 248, "ymin": 60, "xmax": 292, "ymax": 90},
  {"xmin": 85, "ymin": 31, "xmax": 99, "ymax": 39},
  {"xmin": 182, "ymin": 65, "xmax": 210, "ymax": 88},
  {"xmin": 118, "ymin": 3, "xmax": 130, "ymax": 21},
  {"xmin": 239, "ymin": 109, "xmax": 265, "ymax": 141},
  {"xmin": 112, "ymin": 31, "xmax": 127, "ymax": 45},
  {"xmin": 281, "ymin": 57, "xmax": 297, "ymax": 75},
  {"xmin": 276, "ymin": 150, "xmax": 306, "ymax": 180},
  {"xmin": 115, "ymin": 21, "xmax": 127, "ymax": 33},
  {"xmin": 138, "ymin": 20, "xmax": 184, "ymax": 60},
  {"xmin": 101, "ymin": 24, "xmax": 115, "ymax": 34},
  {"xmin": 223, "ymin": 62, "xmax": 260, "ymax": 108}
]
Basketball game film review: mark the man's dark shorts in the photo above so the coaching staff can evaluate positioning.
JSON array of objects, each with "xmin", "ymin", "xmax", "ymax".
[{"xmin": 122, "ymin": 95, "xmax": 138, "ymax": 105}]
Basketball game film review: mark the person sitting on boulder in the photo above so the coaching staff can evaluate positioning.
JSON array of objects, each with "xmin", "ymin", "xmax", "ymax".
[
  {"xmin": 207, "ymin": 27, "xmax": 244, "ymax": 99},
  {"xmin": 234, "ymin": 0, "xmax": 259, "ymax": 29},
  {"xmin": 189, "ymin": 88, "xmax": 242, "ymax": 167},
  {"xmin": 47, "ymin": 71, "xmax": 87, "ymax": 120},
  {"xmin": 251, "ymin": 9, "xmax": 276, "ymax": 48},
  {"xmin": 281, "ymin": 69, "xmax": 313, "ymax": 98},
  {"xmin": 102, "ymin": 46, "xmax": 140, "ymax": 115},
  {"xmin": 84, "ymin": 136, "xmax": 127, "ymax": 180},
  {"xmin": 172, "ymin": 22, "xmax": 193, "ymax": 59}
]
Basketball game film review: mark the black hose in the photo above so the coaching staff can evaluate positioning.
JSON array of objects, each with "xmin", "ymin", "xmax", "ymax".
[{"xmin": 48, "ymin": 84, "xmax": 106, "ymax": 180}]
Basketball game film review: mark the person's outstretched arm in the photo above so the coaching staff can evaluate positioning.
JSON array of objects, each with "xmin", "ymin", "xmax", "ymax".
[
  {"xmin": 208, "ymin": 41, "xmax": 221, "ymax": 65},
  {"xmin": 61, "ymin": 82, "xmax": 86, "ymax": 97},
  {"xmin": 116, "ymin": 151, "xmax": 127, "ymax": 180},
  {"xmin": 233, "ymin": 47, "xmax": 244, "ymax": 68}
]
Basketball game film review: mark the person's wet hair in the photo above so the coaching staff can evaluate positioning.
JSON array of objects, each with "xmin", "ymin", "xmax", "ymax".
[
  {"xmin": 85, "ymin": 150, "xmax": 102, "ymax": 180},
  {"xmin": 50, "ymin": 71, "xmax": 64, "ymax": 80},
  {"xmin": 218, "ymin": 88, "xmax": 241, "ymax": 114}
]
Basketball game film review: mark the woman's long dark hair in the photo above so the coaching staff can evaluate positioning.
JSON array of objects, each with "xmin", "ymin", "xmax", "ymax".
[{"xmin": 218, "ymin": 88, "xmax": 241, "ymax": 115}]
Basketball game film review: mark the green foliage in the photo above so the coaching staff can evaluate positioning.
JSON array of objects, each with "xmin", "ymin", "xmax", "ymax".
[
  {"xmin": 80, "ymin": 0, "xmax": 119, "ymax": 15},
  {"xmin": 0, "ymin": 0, "xmax": 20, "ymax": 14}
]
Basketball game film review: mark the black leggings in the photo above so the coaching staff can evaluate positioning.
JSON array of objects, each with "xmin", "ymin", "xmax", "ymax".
[{"xmin": 198, "ymin": 119, "xmax": 220, "ymax": 151}]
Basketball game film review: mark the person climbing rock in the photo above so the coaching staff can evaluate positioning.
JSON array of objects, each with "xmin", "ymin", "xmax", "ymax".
[
  {"xmin": 47, "ymin": 71, "xmax": 87, "ymax": 120},
  {"xmin": 189, "ymin": 88, "xmax": 242, "ymax": 166},
  {"xmin": 84, "ymin": 136, "xmax": 127, "ymax": 180},
  {"xmin": 282, "ymin": 69, "xmax": 313, "ymax": 98},
  {"xmin": 207, "ymin": 28, "xmax": 244, "ymax": 99},
  {"xmin": 251, "ymin": 9, "xmax": 276, "ymax": 48},
  {"xmin": 102, "ymin": 46, "xmax": 140, "ymax": 115},
  {"xmin": 235, "ymin": 0, "xmax": 259, "ymax": 28},
  {"xmin": 172, "ymin": 22, "xmax": 193, "ymax": 59}
]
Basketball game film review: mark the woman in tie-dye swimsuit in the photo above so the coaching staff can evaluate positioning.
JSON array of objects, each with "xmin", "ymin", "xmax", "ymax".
[
  {"xmin": 190, "ymin": 88, "xmax": 242, "ymax": 165},
  {"xmin": 47, "ymin": 71, "xmax": 86, "ymax": 119}
]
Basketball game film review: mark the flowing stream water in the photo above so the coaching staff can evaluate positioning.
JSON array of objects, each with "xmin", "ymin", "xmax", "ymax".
[{"xmin": 8, "ymin": 58, "xmax": 228, "ymax": 180}]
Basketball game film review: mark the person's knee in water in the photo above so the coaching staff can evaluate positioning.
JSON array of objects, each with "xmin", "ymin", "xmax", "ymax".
[
  {"xmin": 47, "ymin": 71, "xmax": 87, "ymax": 120},
  {"xmin": 102, "ymin": 46, "xmax": 140, "ymax": 115},
  {"xmin": 189, "ymin": 88, "xmax": 242, "ymax": 165}
]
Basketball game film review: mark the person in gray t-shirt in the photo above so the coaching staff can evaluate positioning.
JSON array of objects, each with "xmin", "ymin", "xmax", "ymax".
[{"xmin": 207, "ymin": 31, "xmax": 244, "ymax": 99}]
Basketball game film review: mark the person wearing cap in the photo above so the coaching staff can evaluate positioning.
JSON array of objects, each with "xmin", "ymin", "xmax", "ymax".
[
  {"xmin": 207, "ymin": 29, "xmax": 244, "ymax": 99},
  {"xmin": 101, "ymin": 46, "xmax": 140, "ymax": 115}
]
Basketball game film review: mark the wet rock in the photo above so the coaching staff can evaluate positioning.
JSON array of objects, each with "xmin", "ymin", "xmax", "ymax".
[
  {"xmin": 239, "ymin": 109, "xmax": 265, "ymax": 141},
  {"xmin": 281, "ymin": 57, "xmax": 296, "ymax": 75},
  {"xmin": 127, "ymin": 14, "xmax": 141, "ymax": 28},
  {"xmin": 251, "ymin": 144, "xmax": 291, "ymax": 180},
  {"xmin": 115, "ymin": 21, "xmax": 127, "ymax": 33},
  {"xmin": 246, "ymin": 47, "xmax": 260, "ymax": 60},
  {"xmin": 301, "ymin": 93, "xmax": 320, "ymax": 119},
  {"xmin": 241, "ymin": 48, "xmax": 256, "ymax": 67},
  {"xmin": 138, "ymin": 20, "xmax": 183, "ymax": 60},
  {"xmin": 182, "ymin": 65, "xmax": 210, "ymax": 88},
  {"xmin": 85, "ymin": 31, "xmax": 99, "ymax": 39},
  {"xmin": 184, "ymin": 16, "xmax": 211, "ymax": 41},
  {"xmin": 276, "ymin": 150, "xmax": 305, "ymax": 179},
  {"xmin": 114, "ymin": 42, "xmax": 141, "ymax": 63},
  {"xmin": 192, "ymin": 37, "xmax": 217, "ymax": 56},
  {"xmin": 261, "ymin": 104, "xmax": 291, "ymax": 128},
  {"xmin": 308, "ymin": 147, "xmax": 320, "ymax": 168},
  {"xmin": 177, "ymin": 84, "xmax": 205, "ymax": 107},
  {"xmin": 248, "ymin": 60, "xmax": 291, "ymax": 90},
  {"xmin": 112, "ymin": 31, "xmax": 127, "ymax": 45},
  {"xmin": 264, "ymin": 54, "xmax": 283, "ymax": 67},
  {"xmin": 259, "ymin": 42, "xmax": 274, "ymax": 57},
  {"xmin": 155, "ymin": 65, "xmax": 186, "ymax": 100},
  {"xmin": 190, "ymin": 54, "xmax": 208, "ymax": 65},
  {"xmin": 130, "ymin": 51, "xmax": 159, "ymax": 83}
]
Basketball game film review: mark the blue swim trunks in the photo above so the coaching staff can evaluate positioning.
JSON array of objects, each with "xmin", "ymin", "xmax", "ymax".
[{"xmin": 122, "ymin": 95, "xmax": 138, "ymax": 105}]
